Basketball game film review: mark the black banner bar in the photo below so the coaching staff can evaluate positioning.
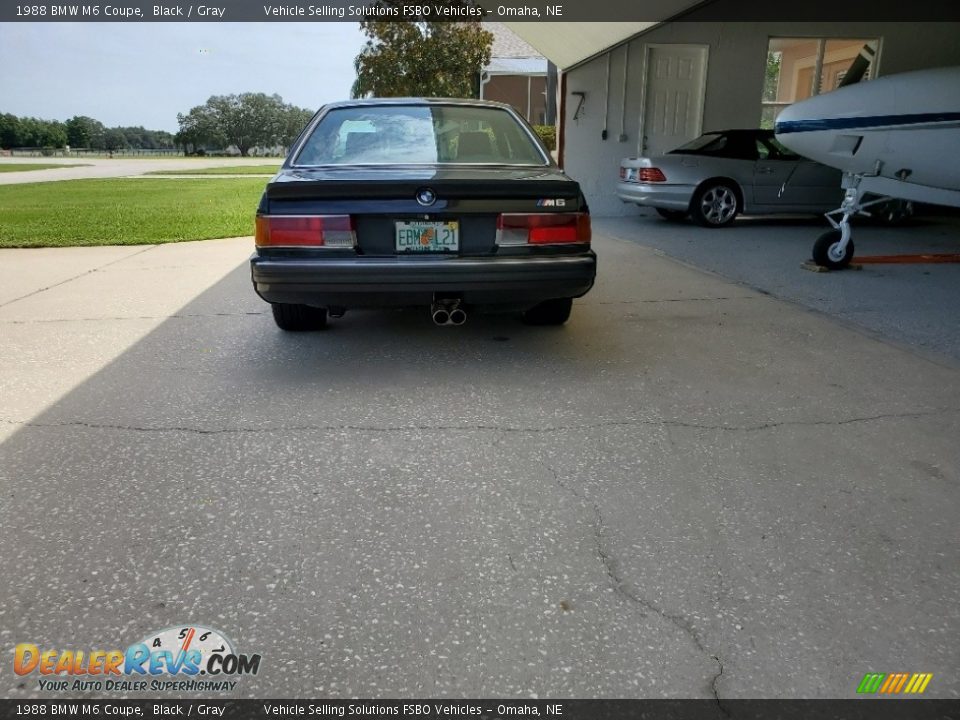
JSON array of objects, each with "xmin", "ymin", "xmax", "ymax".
[
  {"xmin": 1, "ymin": 0, "xmax": 959, "ymax": 22},
  {"xmin": 2, "ymin": 700, "xmax": 960, "ymax": 720}
]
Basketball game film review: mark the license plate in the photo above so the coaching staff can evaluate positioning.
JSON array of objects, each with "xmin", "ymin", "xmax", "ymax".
[
  {"xmin": 395, "ymin": 221, "xmax": 459, "ymax": 253},
  {"xmin": 626, "ymin": 168, "xmax": 638, "ymax": 182}
]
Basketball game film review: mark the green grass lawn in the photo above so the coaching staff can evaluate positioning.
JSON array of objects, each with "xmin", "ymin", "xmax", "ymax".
[
  {"xmin": 0, "ymin": 178, "xmax": 267, "ymax": 247},
  {"xmin": 0, "ymin": 163, "xmax": 87, "ymax": 173},
  {"xmin": 147, "ymin": 165, "xmax": 281, "ymax": 175}
]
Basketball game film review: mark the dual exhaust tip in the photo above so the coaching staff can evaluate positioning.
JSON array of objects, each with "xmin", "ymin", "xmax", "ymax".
[{"xmin": 431, "ymin": 300, "xmax": 467, "ymax": 326}]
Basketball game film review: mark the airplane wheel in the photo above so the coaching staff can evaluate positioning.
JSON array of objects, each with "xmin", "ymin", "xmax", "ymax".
[{"xmin": 812, "ymin": 230, "xmax": 854, "ymax": 269}]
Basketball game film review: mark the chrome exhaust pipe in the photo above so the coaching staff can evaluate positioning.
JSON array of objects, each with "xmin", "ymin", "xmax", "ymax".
[{"xmin": 431, "ymin": 299, "xmax": 465, "ymax": 326}]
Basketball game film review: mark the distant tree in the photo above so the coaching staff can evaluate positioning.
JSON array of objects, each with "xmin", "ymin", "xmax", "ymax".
[
  {"xmin": 39, "ymin": 120, "xmax": 68, "ymax": 148},
  {"xmin": 763, "ymin": 52, "xmax": 782, "ymax": 102},
  {"xmin": 15, "ymin": 117, "xmax": 42, "ymax": 146},
  {"xmin": 0, "ymin": 113, "xmax": 21, "ymax": 149},
  {"xmin": 176, "ymin": 93, "xmax": 311, "ymax": 155},
  {"xmin": 351, "ymin": 8, "xmax": 493, "ymax": 99},
  {"xmin": 66, "ymin": 116, "xmax": 105, "ymax": 148},
  {"xmin": 103, "ymin": 128, "xmax": 127, "ymax": 152},
  {"xmin": 176, "ymin": 102, "xmax": 224, "ymax": 153},
  {"xmin": 150, "ymin": 130, "xmax": 176, "ymax": 150},
  {"xmin": 282, "ymin": 105, "xmax": 315, "ymax": 147}
]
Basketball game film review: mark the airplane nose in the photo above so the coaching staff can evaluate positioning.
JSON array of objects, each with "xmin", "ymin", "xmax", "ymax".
[
  {"xmin": 774, "ymin": 95, "xmax": 829, "ymax": 160},
  {"xmin": 774, "ymin": 102, "xmax": 800, "ymax": 125}
]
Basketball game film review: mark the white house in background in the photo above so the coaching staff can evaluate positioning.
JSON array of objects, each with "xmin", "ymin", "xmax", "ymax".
[
  {"xmin": 480, "ymin": 22, "xmax": 551, "ymax": 125},
  {"xmin": 506, "ymin": 12, "xmax": 960, "ymax": 215}
]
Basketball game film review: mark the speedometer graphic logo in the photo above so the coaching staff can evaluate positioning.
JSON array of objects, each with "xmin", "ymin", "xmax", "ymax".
[{"xmin": 137, "ymin": 625, "xmax": 236, "ymax": 673}]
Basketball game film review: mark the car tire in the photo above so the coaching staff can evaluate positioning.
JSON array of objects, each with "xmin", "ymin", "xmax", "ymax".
[
  {"xmin": 690, "ymin": 181, "xmax": 740, "ymax": 228},
  {"xmin": 522, "ymin": 298, "xmax": 573, "ymax": 326},
  {"xmin": 656, "ymin": 208, "xmax": 688, "ymax": 221},
  {"xmin": 271, "ymin": 303, "xmax": 328, "ymax": 331},
  {"xmin": 812, "ymin": 230, "xmax": 855, "ymax": 269}
]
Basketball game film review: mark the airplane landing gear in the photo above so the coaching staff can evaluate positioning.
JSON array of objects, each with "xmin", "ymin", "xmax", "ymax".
[{"xmin": 815, "ymin": 174, "xmax": 894, "ymax": 269}]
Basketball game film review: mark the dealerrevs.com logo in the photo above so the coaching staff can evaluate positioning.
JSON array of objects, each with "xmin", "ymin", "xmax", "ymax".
[{"xmin": 14, "ymin": 625, "xmax": 262, "ymax": 693}]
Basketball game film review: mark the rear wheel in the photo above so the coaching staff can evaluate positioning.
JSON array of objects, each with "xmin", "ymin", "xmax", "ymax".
[
  {"xmin": 656, "ymin": 208, "xmax": 688, "ymax": 221},
  {"xmin": 523, "ymin": 298, "xmax": 573, "ymax": 326},
  {"xmin": 271, "ymin": 303, "xmax": 328, "ymax": 331},
  {"xmin": 690, "ymin": 181, "xmax": 740, "ymax": 228}
]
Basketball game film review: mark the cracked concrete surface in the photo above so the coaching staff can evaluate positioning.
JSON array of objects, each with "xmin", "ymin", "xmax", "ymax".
[
  {"xmin": 550, "ymin": 464, "xmax": 725, "ymax": 707},
  {"xmin": 4, "ymin": 409, "xmax": 959, "ymax": 437},
  {"xmin": 0, "ymin": 233, "xmax": 958, "ymax": 699}
]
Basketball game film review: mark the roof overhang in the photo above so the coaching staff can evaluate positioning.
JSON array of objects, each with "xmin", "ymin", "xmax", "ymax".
[
  {"xmin": 502, "ymin": 23, "xmax": 658, "ymax": 69},
  {"xmin": 504, "ymin": 2, "xmax": 705, "ymax": 70}
]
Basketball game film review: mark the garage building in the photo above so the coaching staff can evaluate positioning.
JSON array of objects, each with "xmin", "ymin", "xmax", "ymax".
[{"xmin": 507, "ymin": 16, "xmax": 960, "ymax": 215}]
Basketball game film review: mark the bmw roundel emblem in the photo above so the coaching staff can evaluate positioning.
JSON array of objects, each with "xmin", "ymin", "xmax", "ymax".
[{"xmin": 416, "ymin": 188, "xmax": 437, "ymax": 207}]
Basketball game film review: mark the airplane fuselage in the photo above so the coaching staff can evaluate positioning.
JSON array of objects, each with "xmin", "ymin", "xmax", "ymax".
[{"xmin": 775, "ymin": 66, "xmax": 960, "ymax": 200}]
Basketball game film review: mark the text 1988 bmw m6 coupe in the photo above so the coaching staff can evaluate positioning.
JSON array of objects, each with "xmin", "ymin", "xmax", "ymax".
[{"xmin": 251, "ymin": 99, "xmax": 596, "ymax": 330}]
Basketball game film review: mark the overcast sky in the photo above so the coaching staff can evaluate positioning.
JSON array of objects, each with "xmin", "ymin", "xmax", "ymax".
[{"xmin": 0, "ymin": 23, "xmax": 367, "ymax": 131}]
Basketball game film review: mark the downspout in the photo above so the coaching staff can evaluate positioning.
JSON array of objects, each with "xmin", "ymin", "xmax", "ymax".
[
  {"xmin": 558, "ymin": 71, "xmax": 567, "ymax": 167},
  {"xmin": 527, "ymin": 75, "xmax": 532, "ymax": 121},
  {"xmin": 479, "ymin": 71, "xmax": 490, "ymax": 100},
  {"xmin": 602, "ymin": 53, "xmax": 611, "ymax": 140},
  {"xmin": 619, "ymin": 43, "xmax": 630, "ymax": 141}
]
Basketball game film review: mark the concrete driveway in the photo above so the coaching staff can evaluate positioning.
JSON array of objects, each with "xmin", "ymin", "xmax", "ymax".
[
  {"xmin": 1, "ymin": 234, "xmax": 958, "ymax": 699},
  {"xmin": 0, "ymin": 156, "xmax": 279, "ymax": 185},
  {"xmin": 597, "ymin": 213, "xmax": 960, "ymax": 362}
]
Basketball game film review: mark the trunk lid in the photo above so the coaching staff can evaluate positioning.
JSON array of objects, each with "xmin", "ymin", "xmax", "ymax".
[{"xmin": 263, "ymin": 166, "xmax": 585, "ymax": 256}]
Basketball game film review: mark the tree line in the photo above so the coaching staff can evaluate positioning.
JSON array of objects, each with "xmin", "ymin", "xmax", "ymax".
[
  {"xmin": 0, "ymin": 114, "xmax": 175, "ymax": 151},
  {"xmin": 1, "ymin": 92, "xmax": 313, "ymax": 156}
]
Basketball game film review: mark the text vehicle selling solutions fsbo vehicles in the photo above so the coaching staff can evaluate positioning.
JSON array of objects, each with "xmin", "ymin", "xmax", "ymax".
[{"xmin": 250, "ymin": 99, "xmax": 596, "ymax": 330}]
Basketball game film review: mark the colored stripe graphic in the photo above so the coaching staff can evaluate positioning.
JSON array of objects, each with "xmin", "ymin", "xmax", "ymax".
[
  {"xmin": 893, "ymin": 674, "xmax": 909, "ymax": 693},
  {"xmin": 857, "ymin": 672, "xmax": 932, "ymax": 694},
  {"xmin": 880, "ymin": 674, "xmax": 898, "ymax": 693},
  {"xmin": 775, "ymin": 111, "xmax": 960, "ymax": 134},
  {"xmin": 857, "ymin": 673, "xmax": 886, "ymax": 693}
]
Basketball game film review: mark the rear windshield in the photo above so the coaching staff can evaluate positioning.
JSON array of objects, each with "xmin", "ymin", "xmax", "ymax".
[
  {"xmin": 294, "ymin": 104, "xmax": 548, "ymax": 166},
  {"xmin": 670, "ymin": 133, "xmax": 727, "ymax": 154}
]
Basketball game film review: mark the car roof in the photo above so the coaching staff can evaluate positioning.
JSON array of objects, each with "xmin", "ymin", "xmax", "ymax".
[
  {"xmin": 320, "ymin": 97, "xmax": 517, "ymax": 111},
  {"xmin": 706, "ymin": 128, "xmax": 774, "ymax": 137}
]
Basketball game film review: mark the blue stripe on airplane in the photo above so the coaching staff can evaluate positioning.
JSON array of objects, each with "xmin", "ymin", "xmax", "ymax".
[{"xmin": 775, "ymin": 111, "xmax": 960, "ymax": 134}]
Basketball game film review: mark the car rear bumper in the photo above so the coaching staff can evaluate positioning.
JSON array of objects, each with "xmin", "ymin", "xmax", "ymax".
[
  {"xmin": 250, "ymin": 252, "xmax": 597, "ymax": 309},
  {"xmin": 616, "ymin": 181, "xmax": 696, "ymax": 211}
]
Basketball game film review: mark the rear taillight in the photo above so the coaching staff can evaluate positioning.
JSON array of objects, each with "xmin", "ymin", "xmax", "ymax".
[
  {"xmin": 639, "ymin": 168, "xmax": 666, "ymax": 182},
  {"xmin": 497, "ymin": 213, "xmax": 591, "ymax": 246},
  {"xmin": 255, "ymin": 215, "xmax": 356, "ymax": 248}
]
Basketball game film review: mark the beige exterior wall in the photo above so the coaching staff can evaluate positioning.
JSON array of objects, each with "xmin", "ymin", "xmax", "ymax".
[{"xmin": 562, "ymin": 21, "xmax": 960, "ymax": 215}]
